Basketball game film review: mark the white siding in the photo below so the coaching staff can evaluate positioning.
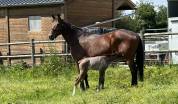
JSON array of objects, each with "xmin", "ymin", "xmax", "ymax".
[{"xmin": 168, "ymin": 17, "xmax": 178, "ymax": 64}]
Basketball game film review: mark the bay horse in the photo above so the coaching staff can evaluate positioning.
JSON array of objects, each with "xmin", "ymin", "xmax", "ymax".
[{"xmin": 49, "ymin": 15, "xmax": 144, "ymax": 91}]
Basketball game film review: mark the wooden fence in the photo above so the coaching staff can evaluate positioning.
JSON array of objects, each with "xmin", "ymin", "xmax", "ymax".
[{"xmin": 0, "ymin": 39, "xmax": 71, "ymax": 66}]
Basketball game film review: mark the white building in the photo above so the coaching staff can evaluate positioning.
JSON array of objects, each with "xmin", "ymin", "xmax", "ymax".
[{"xmin": 168, "ymin": 0, "xmax": 178, "ymax": 64}]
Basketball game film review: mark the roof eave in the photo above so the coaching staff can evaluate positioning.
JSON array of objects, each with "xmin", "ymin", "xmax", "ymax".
[
  {"xmin": 116, "ymin": 0, "xmax": 136, "ymax": 10},
  {"xmin": 0, "ymin": 2, "xmax": 64, "ymax": 8}
]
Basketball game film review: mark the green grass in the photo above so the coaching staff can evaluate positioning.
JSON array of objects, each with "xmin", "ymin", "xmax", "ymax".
[{"xmin": 0, "ymin": 64, "xmax": 178, "ymax": 104}]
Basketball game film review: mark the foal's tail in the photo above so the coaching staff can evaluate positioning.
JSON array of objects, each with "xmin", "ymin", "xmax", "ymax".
[{"xmin": 136, "ymin": 36, "xmax": 144, "ymax": 81}]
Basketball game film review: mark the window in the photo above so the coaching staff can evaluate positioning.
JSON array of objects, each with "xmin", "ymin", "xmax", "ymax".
[{"xmin": 29, "ymin": 16, "xmax": 41, "ymax": 31}]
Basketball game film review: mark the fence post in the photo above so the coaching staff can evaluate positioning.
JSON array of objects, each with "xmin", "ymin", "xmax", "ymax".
[
  {"xmin": 65, "ymin": 41, "xmax": 68, "ymax": 62},
  {"xmin": 168, "ymin": 34, "xmax": 172, "ymax": 68},
  {"xmin": 0, "ymin": 51, "xmax": 3, "ymax": 65},
  {"xmin": 140, "ymin": 27, "xmax": 145, "ymax": 51},
  {"xmin": 31, "ymin": 39, "xmax": 36, "ymax": 67},
  {"xmin": 5, "ymin": 8, "xmax": 11, "ymax": 66},
  {"xmin": 40, "ymin": 48, "xmax": 44, "ymax": 64},
  {"xmin": 140, "ymin": 27, "xmax": 145, "ymax": 44},
  {"xmin": 140, "ymin": 27, "xmax": 145, "ymax": 64},
  {"xmin": 7, "ymin": 52, "xmax": 11, "ymax": 65}
]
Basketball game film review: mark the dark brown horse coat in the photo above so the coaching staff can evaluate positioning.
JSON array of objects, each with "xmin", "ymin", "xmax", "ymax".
[{"xmin": 79, "ymin": 29, "xmax": 139, "ymax": 59}]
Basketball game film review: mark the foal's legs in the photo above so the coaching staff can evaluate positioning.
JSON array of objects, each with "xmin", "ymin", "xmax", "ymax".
[
  {"xmin": 75, "ymin": 69, "xmax": 87, "ymax": 88},
  {"xmin": 84, "ymin": 74, "xmax": 90, "ymax": 89},
  {"xmin": 127, "ymin": 60, "xmax": 138, "ymax": 86},
  {"xmin": 73, "ymin": 69, "xmax": 86, "ymax": 96},
  {"xmin": 76, "ymin": 60, "xmax": 89, "ymax": 90},
  {"xmin": 97, "ymin": 69, "xmax": 106, "ymax": 91},
  {"xmin": 76, "ymin": 63, "xmax": 86, "ymax": 91}
]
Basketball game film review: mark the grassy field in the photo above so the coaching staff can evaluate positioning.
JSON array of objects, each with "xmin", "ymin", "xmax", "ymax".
[{"xmin": 0, "ymin": 60, "xmax": 178, "ymax": 104}]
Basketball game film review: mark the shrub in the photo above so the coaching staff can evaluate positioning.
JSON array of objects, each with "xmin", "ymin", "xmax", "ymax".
[{"xmin": 41, "ymin": 55, "xmax": 74, "ymax": 76}]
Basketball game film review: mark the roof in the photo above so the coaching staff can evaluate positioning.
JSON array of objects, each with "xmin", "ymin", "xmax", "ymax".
[
  {"xmin": 116, "ymin": 0, "xmax": 136, "ymax": 10},
  {"xmin": 0, "ymin": 0, "xmax": 64, "ymax": 8}
]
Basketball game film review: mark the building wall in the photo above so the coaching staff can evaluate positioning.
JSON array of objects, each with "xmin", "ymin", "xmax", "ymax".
[
  {"xmin": 168, "ymin": 17, "xmax": 178, "ymax": 64},
  {"xmin": 0, "ymin": 16, "xmax": 7, "ymax": 55},
  {"xmin": 0, "ymin": 6, "xmax": 64, "ymax": 64},
  {"xmin": 168, "ymin": 0, "xmax": 178, "ymax": 64},
  {"xmin": 66, "ymin": 0, "xmax": 113, "ymax": 27}
]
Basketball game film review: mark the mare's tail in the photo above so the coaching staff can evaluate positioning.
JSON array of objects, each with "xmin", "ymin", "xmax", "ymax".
[{"xmin": 136, "ymin": 36, "xmax": 144, "ymax": 81}]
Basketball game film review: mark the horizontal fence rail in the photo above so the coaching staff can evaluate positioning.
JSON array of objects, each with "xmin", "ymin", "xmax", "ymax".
[
  {"xmin": 83, "ymin": 13, "xmax": 134, "ymax": 28},
  {"xmin": 145, "ymin": 50, "xmax": 178, "ymax": 53},
  {"xmin": 0, "ymin": 53, "xmax": 71, "ymax": 59},
  {"xmin": 144, "ymin": 32, "xmax": 178, "ymax": 37},
  {"xmin": 0, "ymin": 40, "xmax": 65, "ymax": 46},
  {"xmin": 145, "ymin": 28, "xmax": 168, "ymax": 32}
]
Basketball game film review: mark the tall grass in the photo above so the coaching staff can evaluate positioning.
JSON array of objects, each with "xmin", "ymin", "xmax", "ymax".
[{"xmin": 0, "ymin": 59, "xmax": 178, "ymax": 104}]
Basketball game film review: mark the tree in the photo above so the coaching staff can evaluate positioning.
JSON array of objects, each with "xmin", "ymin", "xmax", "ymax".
[
  {"xmin": 115, "ymin": 1, "xmax": 157, "ymax": 32},
  {"xmin": 156, "ymin": 6, "xmax": 168, "ymax": 28},
  {"xmin": 135, "ymin": 1, "xmax": 156, "ymax": 29},
  {"xmin": 115, "ymin": 1, "xmax": 168, "ymax": 32},
  {"xmin": 115, "ymin": 16, "xmax": 141, "ymax": 32}
]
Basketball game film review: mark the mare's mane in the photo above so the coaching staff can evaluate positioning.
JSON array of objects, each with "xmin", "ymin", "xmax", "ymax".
[{"xmin": 64, "ymin": 21, "xmax": 101, "ymax": 37}]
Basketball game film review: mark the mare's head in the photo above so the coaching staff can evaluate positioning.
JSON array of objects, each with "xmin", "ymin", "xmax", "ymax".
[{"xmin": 49, "ymin": 15, "xmax": 64, "ymax": 40}]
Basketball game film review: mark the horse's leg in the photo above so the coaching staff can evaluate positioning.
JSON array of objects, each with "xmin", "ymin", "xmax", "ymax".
[
  {"xmin": 97, "ymin": 69, "xmax": 106, "ymax": 92},
  {"xmin": 76, "ymin": 63, "xmax": 85, "ymax": 91},
  {"xmin": 80, "ymin": 80, "xmax": 85, "ymax": 91},
  {"xmin": 127, "ymin": 60, "xmax": 138, "ymax": 86},
  {"xmin": 84, "ymin": 74, "xmax": 90, "ymax": 89},
  {"xmin": 75, "ymin": 69, "xmax": 85, "ymax": 88},
  {"xmin": 78, "ymin": 60, "xmax": 89, "ymax": 91},
  {"xmin": 73, "ymin": 68, "xmax": 86, "ymax": 96}
]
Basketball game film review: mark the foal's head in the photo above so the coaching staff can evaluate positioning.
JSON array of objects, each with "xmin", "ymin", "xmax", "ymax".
[{"xmin": 49, "ymin": 15, "xmax": 64, "ymax": 40}]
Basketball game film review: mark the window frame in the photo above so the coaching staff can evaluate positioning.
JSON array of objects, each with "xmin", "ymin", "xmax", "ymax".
[{"xmin": 28, "ymin": 16, "xmax": 42, "ymax": 32}]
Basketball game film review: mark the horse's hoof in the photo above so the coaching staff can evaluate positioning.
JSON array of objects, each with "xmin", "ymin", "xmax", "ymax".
[
  {"xmin": 97, "ymin": 89, "xmax": 100, "ymax": 92},
  {"xmin": 96, "ymin": 87, "xmax": 104, "ymax": 92},
  {"xmin": 131, "ymin": 84, "xmax": 138, "ymax": 87},
  {"xmin": 86, "ymin": 85, "xmax": 90, "ymax": 89},
  {"xmin": 72, "ymin": 86, "xmax": 76, "ymax": 96},
  {"xmin": 80, "ymin": 87, "xmax": 86, "ymax": 91},
  {"xmin": 139, "ymin": 78, "xmax": 144, "ymax": 82}
]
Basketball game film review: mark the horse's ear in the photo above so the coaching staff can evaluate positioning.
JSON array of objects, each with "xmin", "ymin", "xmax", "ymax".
[
  {"xmin": 52, "ymin": 15, "xmax": 55, "ymax": 20},
  {"xmin": 57, "ymin": 14, "xmax": 63, "ymax": 22},
  {"xmin": 57, "ymin": 14, "xmax": 60, "ymax": 18}
]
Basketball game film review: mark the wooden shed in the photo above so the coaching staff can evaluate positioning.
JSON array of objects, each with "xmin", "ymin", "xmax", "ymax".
[{"xmin": 0, "ymin": 0, "xmax": 135, "ymax": 64}]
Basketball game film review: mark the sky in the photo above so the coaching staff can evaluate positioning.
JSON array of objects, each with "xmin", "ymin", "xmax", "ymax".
[{"xmin": 132, "ymin": 0, "xmax": 168, "ymax": 7}]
